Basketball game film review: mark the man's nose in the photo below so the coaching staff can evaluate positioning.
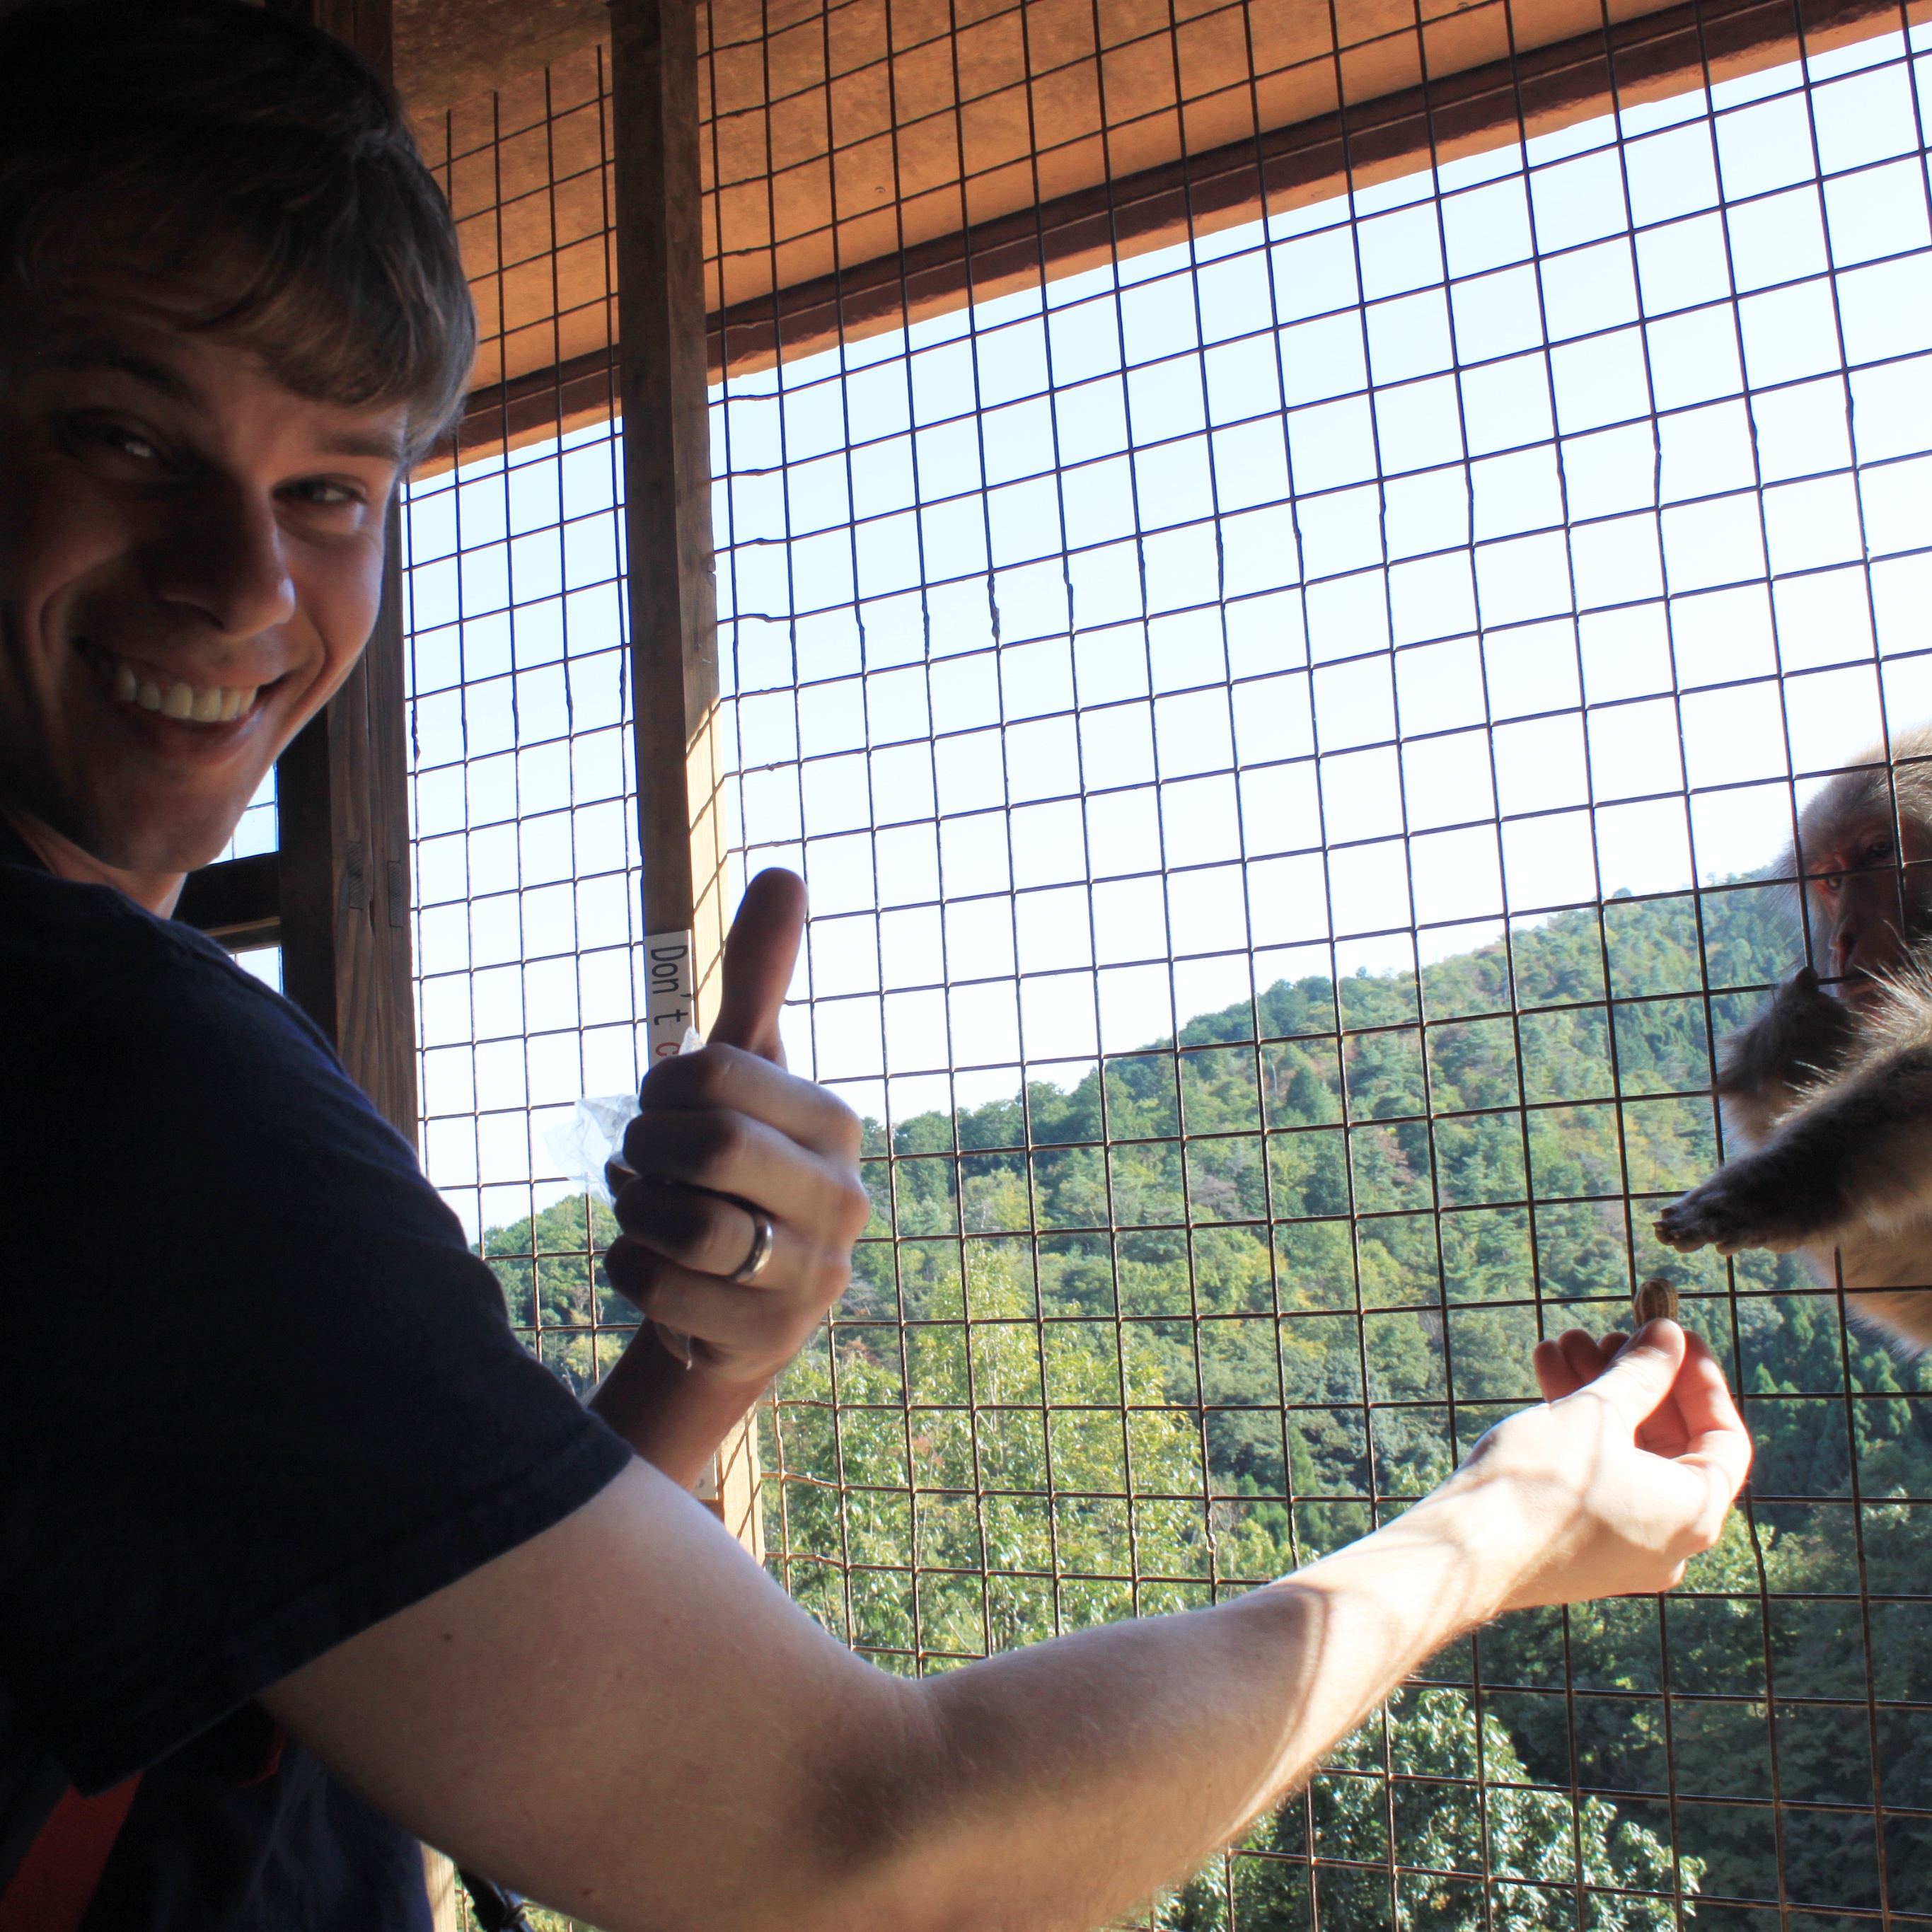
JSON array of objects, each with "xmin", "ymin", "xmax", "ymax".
[{"xmin": 148, "ymin": 483, "xmax": 297, "ymax": 639}]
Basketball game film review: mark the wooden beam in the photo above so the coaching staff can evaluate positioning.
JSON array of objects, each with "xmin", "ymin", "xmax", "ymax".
[
  {"xmin": 442, "ymin": 345, "xmax": 620, "ymax": 472},
  {"xmin": 174, "ymin": 852, "xmax": 280, "ymax": 953},
  {"xmin": 613, "ymin": 0, "xmax": 716, "ymax": 943},
  {"xmin": 266, "ymin": 0, "xmax": 420, "ymax": 1150},
  {"xmin": 277, "ymin": 516, "xmax": 418, "ymax": 1143},
  {"xmin": 611, "ymin": 0, "xmax": 760, "ymax": 1559}
]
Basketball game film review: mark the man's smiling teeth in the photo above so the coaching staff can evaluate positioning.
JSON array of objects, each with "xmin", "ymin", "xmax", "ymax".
[{"xmin": 108, "ymin": 658, "xmax": 255, "ymax": 724}]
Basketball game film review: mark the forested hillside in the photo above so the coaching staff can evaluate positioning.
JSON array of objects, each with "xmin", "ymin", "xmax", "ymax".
[{"xmin": 481, "ymin": 881, "xmax": 1932, "ymax": 1930}]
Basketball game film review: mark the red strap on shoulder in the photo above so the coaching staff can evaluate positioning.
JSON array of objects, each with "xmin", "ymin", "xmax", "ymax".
[{"xmin": 0, "ymin": 1776, "xmax": 141, "ymax": 1932}]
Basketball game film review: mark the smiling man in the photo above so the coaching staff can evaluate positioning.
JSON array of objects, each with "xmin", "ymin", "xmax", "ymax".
[
  {"xmin": 0, "ymin": 4, "xmax": 1757, "ymax": 1930},
  {"xmin": 0, "ymin": 4, "xmax": 862, "ymax": 1921},
  {"xmin": 2, "ymin": 311, "xmax": 409, "ymax": 896}
]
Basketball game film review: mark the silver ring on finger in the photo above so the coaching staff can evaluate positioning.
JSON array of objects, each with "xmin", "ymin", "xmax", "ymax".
[{"xmin": 731, "ymin": 1208, "xmax": 777, "ymax": 1283}]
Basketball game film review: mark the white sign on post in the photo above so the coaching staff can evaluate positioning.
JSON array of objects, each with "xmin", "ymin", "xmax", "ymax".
[{"xmin": 643, "ymin": 930, "xmax": 696, "ymax": 1063}]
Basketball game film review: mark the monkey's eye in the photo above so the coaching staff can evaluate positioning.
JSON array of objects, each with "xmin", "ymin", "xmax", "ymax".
[{"xmin": 1863, "ymin": 838, "xmax": 1896, "ymax": 865}]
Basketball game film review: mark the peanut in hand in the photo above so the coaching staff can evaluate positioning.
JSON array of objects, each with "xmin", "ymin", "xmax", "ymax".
[{"xmin": 1633, "ymin": 1278, "xmax": 1679, "ymax": 1326}]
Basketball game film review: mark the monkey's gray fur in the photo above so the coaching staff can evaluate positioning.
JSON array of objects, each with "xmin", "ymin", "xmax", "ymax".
[{"xmin": 1655, "ymin": 724, "xmax": 1932, "ymax": 1352}]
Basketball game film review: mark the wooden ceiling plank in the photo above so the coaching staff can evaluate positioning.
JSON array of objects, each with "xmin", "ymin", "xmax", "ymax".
[
  {"xmin": 890, "ymin": 0, "xmax": 952, "ymax": 53},
  {"xmin": 955, "ymin": 0, "xmax": 1024, "ymax": 29},
  {"xmin": 826, "ymin": 0, "xmax": 887, "ymax": 75},
  {"xmin": 1023, "ymin": 0, "xmax": 1099, "ymax": 71},
  {"xmin": 1099, "ymin": 33, "xmax": 1181, "ymax": 123},
  {"xmin": 421, "ymin": 0, "xmax": 1931, "ymax": 473},
  {"xmin": 1096, "ymin": 0, "xmax": 1178, "ymax": 52}
]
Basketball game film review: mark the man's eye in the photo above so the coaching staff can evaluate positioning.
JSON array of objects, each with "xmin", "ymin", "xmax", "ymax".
[
  {"xmin": 61, "ymin": 417, "xmax": 181, "ymax": 478},
  {"xmin": 287, "ymin": 478, "xmax": 361, "ymax": 508},
  {"xmin": 81, "ymin": 422, "xmax": 163, "ymax": 464}
]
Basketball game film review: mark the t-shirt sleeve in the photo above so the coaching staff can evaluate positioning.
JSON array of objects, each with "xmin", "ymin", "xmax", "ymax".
[{"xmin": 0, "ymin": 935, "xmax": 633, "ymax": 1793}]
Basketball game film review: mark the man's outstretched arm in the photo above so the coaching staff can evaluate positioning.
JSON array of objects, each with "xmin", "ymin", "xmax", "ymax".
[{"xmin": 262, "ymin": 1320, "xmax": 1748, "ymax": 1932}]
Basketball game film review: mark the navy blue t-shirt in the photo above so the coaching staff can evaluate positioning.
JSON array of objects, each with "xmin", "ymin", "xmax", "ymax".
[{"xmin": 0, "ymin": 831, "xmax": 632, "ymax": 1927}]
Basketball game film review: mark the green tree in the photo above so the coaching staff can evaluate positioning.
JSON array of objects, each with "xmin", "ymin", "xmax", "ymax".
[
  {"xmin": 483, "ymin": 877, "xmax": 1932, "ymax": 1928},
  {"xmin": 1153, "ymin": 1688, "xmax": 1698, "ymax": 1932}
]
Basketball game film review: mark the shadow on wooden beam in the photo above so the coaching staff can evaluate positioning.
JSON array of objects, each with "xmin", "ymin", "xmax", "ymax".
[{"xmin": 174, "ymin": 851, "xmax": 281, "ymax": 954}]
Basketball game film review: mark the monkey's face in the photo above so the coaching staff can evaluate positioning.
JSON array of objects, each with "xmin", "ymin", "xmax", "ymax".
[{"xmin": 1805, "ymin": 814, "xmax": 1932, "ymax": 1005}]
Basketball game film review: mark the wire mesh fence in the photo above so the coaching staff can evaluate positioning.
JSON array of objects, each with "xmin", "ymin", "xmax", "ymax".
[
  {"xmin": 405, "ymin": 6, "xmax": 1932, "ymax": 1926},
  {"xmin": 406, "ymin": 48, "xmax": 642, "ymax": 1393}
]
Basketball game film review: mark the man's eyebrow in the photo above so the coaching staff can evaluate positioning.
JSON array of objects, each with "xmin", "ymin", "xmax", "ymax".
[
  {"xmin": 54, "ymin": 340, "xmax": 407, "ymax": 467},
  {"xmin": 53, "ymin": 342, "xmax": 200, "ymax": 405},
  {"xmin": 318, "ymin": 426, "xmax": 408, "ymax": 465}
]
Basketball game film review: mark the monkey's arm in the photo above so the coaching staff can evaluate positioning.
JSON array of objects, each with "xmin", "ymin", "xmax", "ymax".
[
  {"xmin": 1655, "ymin": 987, "xmax": 1931, "ymax": 1256},
  {"xmin": 1710, "ymin": 967, "xmax": 1860, "ymax": 1146}
]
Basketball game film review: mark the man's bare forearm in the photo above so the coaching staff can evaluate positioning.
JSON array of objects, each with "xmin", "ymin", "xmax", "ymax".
[{"xmin": 816, "ymin": 1483, "xmax": 1535, "ymax": 1932}]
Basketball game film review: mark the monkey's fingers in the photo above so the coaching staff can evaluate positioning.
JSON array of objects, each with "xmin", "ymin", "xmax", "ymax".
[
  {"xmin": 1658, "ymin": 1173, "xmax": 1822, "ymax": 1257},
  {"xmin": 1653, "ymin": 1213, "xmax": 1712, "ymax": 1254},
  {"xmin": 1713, "ymin": 1232, "xmax": 1805, "ymax": 1256}
]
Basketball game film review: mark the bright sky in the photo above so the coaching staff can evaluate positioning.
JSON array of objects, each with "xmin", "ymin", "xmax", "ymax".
[{"xmin": 380, "ymin": 30, "xmax": 1932, "ymax": 1234}]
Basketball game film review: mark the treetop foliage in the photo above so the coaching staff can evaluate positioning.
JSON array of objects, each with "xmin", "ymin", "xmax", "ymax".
[{"xmin": 478, "ymin": 881, "xmax": 1932, "ymax": 1928}]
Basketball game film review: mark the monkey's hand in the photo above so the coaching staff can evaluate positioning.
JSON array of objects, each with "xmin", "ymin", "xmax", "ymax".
[{"xmin": 1653, "ymin": 1149, "xmax": 1843, "ymax": 1257}]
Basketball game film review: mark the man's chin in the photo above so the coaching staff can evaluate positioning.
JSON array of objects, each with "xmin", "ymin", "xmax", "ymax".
[
  {"xmin": 95, "ymin": 821, "xmax": 245, "ymax": 877},
  {"xmin": 33, "ymin": 792, "xmax": 251, "ymax": 881}
]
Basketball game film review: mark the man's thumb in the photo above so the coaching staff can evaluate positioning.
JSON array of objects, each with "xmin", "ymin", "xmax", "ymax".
[
  {"xmin": 1590, "ymin": 1318, "xmax": 1688, "ymax": 1426},
  {"xmin": 705, "ymin": 868, "xmax": 806, "ymax": 1063}
]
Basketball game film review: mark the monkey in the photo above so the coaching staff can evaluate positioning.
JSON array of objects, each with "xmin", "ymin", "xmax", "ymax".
[{"xmin": 1653, "ymin": 724, "xmax": 1932, "ymax": 1352}]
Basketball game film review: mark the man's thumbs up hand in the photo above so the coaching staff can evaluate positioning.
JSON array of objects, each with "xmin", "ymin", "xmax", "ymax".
[
  {"xmin": 705, "ymin": 867, "xmax": 806, "ymax": 1065},
  {"xmin": 604, "ymin": 869, "xmax": 872, "ymax": 1386}
]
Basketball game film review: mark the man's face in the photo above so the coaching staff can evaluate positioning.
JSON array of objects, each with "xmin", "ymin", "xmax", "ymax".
[{"xmin": 0, "ymin": 280, "xmax": 410, "ymax": 874}]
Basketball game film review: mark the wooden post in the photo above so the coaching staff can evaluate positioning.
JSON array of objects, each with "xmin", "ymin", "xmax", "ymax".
[
  {"xmin": 612, "ymin": 0, "xmax": 761, "ymax": 1560},
  {"xmin": 613, "ymin": 0, "xmax": 717, "ymax": 942},
  {"xmin": 260, "ymin": 0, "xmax": 418, "ymax": 1151},
  {"xmin": 276, "ymin": 519, "xmax": 418, "ymax": 1144}
]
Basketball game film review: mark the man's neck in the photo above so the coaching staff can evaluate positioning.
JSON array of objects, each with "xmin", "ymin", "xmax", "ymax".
[{"xmin": 1, "ymin": 806, "xmax": 186, "ymax": 916}]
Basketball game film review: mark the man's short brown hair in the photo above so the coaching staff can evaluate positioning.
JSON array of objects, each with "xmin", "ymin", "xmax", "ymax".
[{"xmin": 0, "ymin": 0, "xmax": 475, "ymax": 458}]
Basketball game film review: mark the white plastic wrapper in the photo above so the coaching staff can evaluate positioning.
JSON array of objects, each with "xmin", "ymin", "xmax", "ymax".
[
  {"xmin": 544, "ymin": 1027, "xmax": 707, "ymax": 1202},
  {"xmin": 552, "ymin": 1027, "xmax": 710, "ymax": 1369},
  {"xmin": 543, "ymin": 1093, "xmax": 642, "ymax": 1203}
]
